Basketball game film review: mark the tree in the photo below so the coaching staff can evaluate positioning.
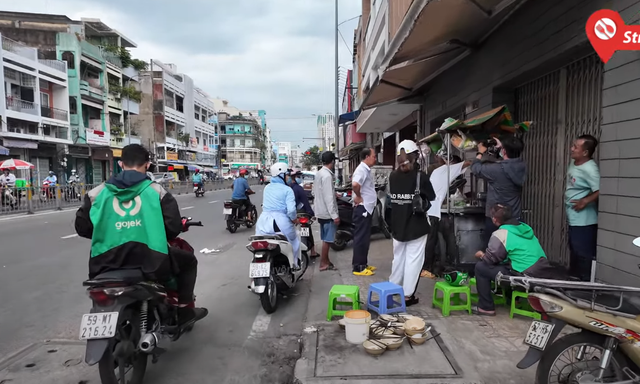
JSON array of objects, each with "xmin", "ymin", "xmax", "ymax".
[{"xmin": 302, "ymin": 145, "xmax": 321, "ymax": 167}]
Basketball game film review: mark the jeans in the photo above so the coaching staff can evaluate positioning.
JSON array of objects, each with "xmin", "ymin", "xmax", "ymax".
[
  {"xmin": 474, "ymin": 261, "xmax": 510, "ymax": 311},
  {"xmin": 568, "ymin": 224, "xmax": 598, "ymax": 281},
  {"xmin": 352, "ymin": 205, "xmax": 373, "ymax": 271},
  {"xmin": 169, "ymin": 247, "xmax": 199, "ymax": 304}
]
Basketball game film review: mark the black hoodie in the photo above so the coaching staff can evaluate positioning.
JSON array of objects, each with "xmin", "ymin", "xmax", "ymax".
[{"xmin": 471, "ymin": 158, "xmax": 527, "ymax": 219}]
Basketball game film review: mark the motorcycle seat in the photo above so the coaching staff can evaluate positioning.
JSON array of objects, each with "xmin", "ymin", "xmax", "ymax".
[
  {"xmin": 250, "ymin": 234, "xmax": 288, "ymax": 242},
  {"xmin": 83, "ymin": 269, "xmax": 146, "ymax": 286},
  {"xmin": 567, "ymin": 290, "xmax": 640, "ymax": 316}
]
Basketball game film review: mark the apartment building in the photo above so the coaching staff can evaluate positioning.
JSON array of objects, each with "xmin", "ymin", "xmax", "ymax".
[
  {"xmin": 277, "ymin": 142, "xmax": 291, "ymax": 164},
  {"xmin": 0, "ymin": 34, "xmax": 70, "ymax": 184},
  {"xmin": 316, "ymin": 113, "xmax": 335, "ymax": 151},
  {"xmin": 134, "ymin": 60, "xmax": 218, "ymax": 178}
]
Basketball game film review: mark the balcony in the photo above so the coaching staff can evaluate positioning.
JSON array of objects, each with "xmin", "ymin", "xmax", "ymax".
[
  {"xmin": 70, "ymin": 114, "xmax": 80, "ymax": 126},
  {"xmin": 42, "ymin": 124, "xmax": 69, "ymax": 141},
  {"xmin": 122, "ymin": 97, "xmax": 139, "ymax": 114},
  {"xmin": 6, "ymin": 96, "xmax": 38, "ymax": 115},
  {"xmin": 107, "ymin": 93, "xmax": 122, "ymax": 110},
  {"xmin": 1, "ymin": 36, "xmax": 36, "ymax": 61},
  {"xmin": 80, "ymin": 80, "xmax": 106, "ymax": 101},
  {"xmin": 80, "ymin": 40, "xmax": 104, "ymax": 62},
  {"xmin": 41, "ymin": 106, "xmax": 69, "ymax": 121},
  {"xmin": 38, "ymin": 59, "xmax": 66, "ymax": 73}
]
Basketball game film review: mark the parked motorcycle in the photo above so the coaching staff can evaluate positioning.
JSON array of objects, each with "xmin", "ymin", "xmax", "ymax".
[
  {"xmin": 193, "ymin": 183, "xmax": 204, "ymax": 197},
  {"xmin": 1, "ymin": 186, "xmax": 16, "ymax": 209},
  {"xmin": 81, "ymin": 218, "xmax": 204, "ymax": 384},
  {"xmin": 41, "ymin": 180, "xmax": 55, "ymax": 201},
  {"xmin": 247, "ymin": 225, "xmax": 310, "ymax": 314},
  {"xmin": 498, "ymin": 246, "xmax": 640, "ymax": 384},
  {"xmin": 65, "ymin": 181, "xmax": 80, "ymax": 202},
  {"xmin": 223, "ymin": 195, "xmax": 257, "ymax": 233},
  {"xmin": 330, "ymin": 186, "xmax": 391, "ymax": 251}
]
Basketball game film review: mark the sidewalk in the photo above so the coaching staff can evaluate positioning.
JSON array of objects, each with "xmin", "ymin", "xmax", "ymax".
[{"xmin": 295, "ymin": 235, "xmax": 539, "ymax": 384}]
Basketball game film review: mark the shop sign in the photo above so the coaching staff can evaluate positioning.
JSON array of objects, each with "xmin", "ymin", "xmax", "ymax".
[
  {"xmin": 112, "ymin": 149, "xmax": 122, "ymax": 158},
  {"xmin": 85, "ymin": 129, "xmax": 110, "ymax": 146},
  {"xmin": 190, "ymin": 137, "xmax": 198, "ymax": 148},
  {"xmin": 2, "ymin": 138, "xmax": 38, "ymax": 149},
  {"xmin": 166, "ymin": 152, "xmax": 178, "ymax": 161}
]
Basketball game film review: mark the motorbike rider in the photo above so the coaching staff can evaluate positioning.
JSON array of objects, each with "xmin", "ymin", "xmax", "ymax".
[
  {"xmin": 288, "ymin": 167, "xmax": 318, "ymax": 257},
  {"xmin": 192, "ymin": 169, "xmax": 204, "ymax": 191},
  {"xmin": 43, "ymin": 171, "xmax": 57, "ymax": 185},
  {"xmin": 1, "ymin": 169, "xmax": 16, "ymax": 208},
  {"xmin": 255, "ymin": 162, "xmax": 301, "ymax": 267},
  {"xmin": 74, "ymin": 144, "xmax": 208, "ymax": 327},
  {"xmin": 231, "ymin": 169, "xmax": 255, "ymax": 221}
]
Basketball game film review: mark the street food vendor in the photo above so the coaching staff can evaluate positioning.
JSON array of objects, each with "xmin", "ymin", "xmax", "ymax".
[{"xmin": 470, "ymin": 136, "xmax": 527, "ymax": 245}]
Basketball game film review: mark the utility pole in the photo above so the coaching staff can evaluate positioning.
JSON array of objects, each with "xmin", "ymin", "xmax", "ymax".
[{"xmin": 334, "ymin": 0, "xmax": 339, "ymax": 158}]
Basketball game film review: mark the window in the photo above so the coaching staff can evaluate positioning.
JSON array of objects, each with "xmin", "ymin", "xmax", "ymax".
[
  {"xmin": 39, "ymin": 80, "xmax": 49, "ymax": 90},
  {"xmin": 40, "ymin": 92, "xmax": 50, "ymax": 108}
]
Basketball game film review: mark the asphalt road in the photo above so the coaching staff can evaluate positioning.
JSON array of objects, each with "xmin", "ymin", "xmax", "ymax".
[{"xmin": 0, "ymin": 185, "xmax": 313, "ymax": 384}]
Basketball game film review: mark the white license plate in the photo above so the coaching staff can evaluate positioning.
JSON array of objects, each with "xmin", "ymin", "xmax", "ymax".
[
  {"xmin": 300, "ymin": 227, "xmax": 310, "ymax": 236},
  {"xmin": 523, "ymin": 320, "xmax": 555, "ymax": 350},
  {"xmin": 223, "ymin": 208, "xmax": 232, "ymax": 215},
  {"xmin": 249, "ymin": 262, "xmax": 271, "ymax": 278},
  {"xmin": 79, "ymin": 312, "xmax": 119, "ymax": 340}
]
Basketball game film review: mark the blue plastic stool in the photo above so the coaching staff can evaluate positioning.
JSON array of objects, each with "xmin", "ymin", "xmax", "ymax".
[{"xmin": 367, "ymin": 282, "xmax": 406, "ymax": 315}]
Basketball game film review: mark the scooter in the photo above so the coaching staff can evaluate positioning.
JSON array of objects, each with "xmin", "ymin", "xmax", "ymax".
[
  {"xmin": 298, "ymin": 212, "xmax": 314, "ymax": 252},
  {"xmin": 193, "ymin": 183, "xmax": 204, "ymax": 197},
  {"xmin": 82, "ymin": 217, "xmax": 204, "ymax": 384},
  {"xmin": 498, "ymin": 241, "xmax": 640, "ymax": 384},
  {"xmin": 223, "ymin": 193, "xmax": 257, "ymax": 233},
  {"xmin": 246, "ymin": 225, "xmax": 310, "ymax": 314}
]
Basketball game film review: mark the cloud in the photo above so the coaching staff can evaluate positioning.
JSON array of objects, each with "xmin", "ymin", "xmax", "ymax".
[{"xmin": 0, "ymin": 0, "xmax": 361, "ymax": 149}]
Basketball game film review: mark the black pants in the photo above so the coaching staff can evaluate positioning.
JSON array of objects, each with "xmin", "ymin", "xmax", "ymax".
[
  {"xmin": 568, "ymin": 224, "xmax": 597, "ymax": 282},
  {"xmin": 232, "ymin": 198, "xmax": 252, "ymax": 216},
  {"xmin": 475, "ymin": 261, "xmax": 510, "ymax": 311},
  {"xmin": 169, "ymin": 247, "xmax": 199, "ymax": 304},
  {"xmin": 423, "ymin": 216, "xmax": 440, "ymax": 272},
  {"xmin": 352, "ymin": 205, "xmax": 373, "ymax": 272},
  {"xmin": 438, "ymin": 215, "xmax": 458, "ymax": 269}
]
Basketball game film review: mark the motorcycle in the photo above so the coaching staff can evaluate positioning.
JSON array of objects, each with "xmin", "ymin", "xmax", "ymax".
[
  {"xmin": 298, "ymin": 212, "xmax": 314, "ymax": 251},
  {"xmin": 330, "ymin": 185, "xmax": 391, "ymax": 251},
  {"xmin": 81, "ymin": 218, "xmax": 204, "ymax": 384},
  {"xmin": 41, "ymin": 180, "xmax": 55, "ymax": 201},
  {"xmin": 246, "ymin": 223, "xmax": 310, "ymax": 314},
  {"xmin": 223, "ymin": 194, "xmax": 257, "ymax": 233},
  {"xmin": 65, "ymin": 180, "xmax": 80, "ymax": 202},
  {"xmin": 1, "ymin": 186, "xmax": 16, "ymax": 209},
  {"xmin": 498, "ymin": 243, "xmax": 640, "ymax": 384},
  {"xmin": 193, "ymin": 183, "xmax": 204, "ymax": 197}
]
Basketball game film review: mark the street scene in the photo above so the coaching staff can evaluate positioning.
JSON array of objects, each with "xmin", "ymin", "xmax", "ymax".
[{"xmin": 1, "ymin": 0, "xmax": 640, "ymax": 384}]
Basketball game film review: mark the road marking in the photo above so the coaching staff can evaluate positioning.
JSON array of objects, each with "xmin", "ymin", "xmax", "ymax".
[
  {"xmin": 246, "ymin": 309, "xmax": 271, "ymax": 342},
  {"xmin": 208, "ymin": 200, "xmax": 219, "ymax": 204},
  {"xmin": 182, "ymin": 206, "xmax": 194, "ymax": 210},
  {"xmin": 61, "ymin": 234, "xmax": 78, "ymax": 239}
]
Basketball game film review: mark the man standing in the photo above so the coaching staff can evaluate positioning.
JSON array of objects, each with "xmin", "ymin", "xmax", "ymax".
[
  {"xmin": 566, "ymin": 134, "xmax": 600, "ymax": 281},
  {"xmin": 471, "ymin": 136, "xmax": 526, "ymax": 245},
  {"xmin": 313, "ymin": 152, "xmax": 340, "ymax": 271},
  {"xmin": 351, "ymin": 148, "xmax": 378, "ymax": 276}
]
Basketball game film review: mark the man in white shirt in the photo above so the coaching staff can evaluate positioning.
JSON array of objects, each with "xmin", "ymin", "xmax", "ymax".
[
  {"xmin": 421, "ymin": 151, "xmax": 470, "ymax": 278},
  {"xmin": 351, "ymin": 148, "xmax": 378, "ymax": 276},
  {"xmin": 1, "ymin": 169, "xmax": 17, "ymax": 208}
]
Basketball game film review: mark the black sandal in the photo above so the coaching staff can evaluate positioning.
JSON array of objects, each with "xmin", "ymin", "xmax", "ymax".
[
  {"xmin": 405, "ymin": 296, "xmax": 419, "ymax": 307},
  {"xmin": 471, "ymin": 305, "xmax": 496, "ymax": 316}
]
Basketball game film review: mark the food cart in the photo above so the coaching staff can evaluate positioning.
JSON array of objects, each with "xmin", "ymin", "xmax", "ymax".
[{"xmin": 419, "ymin": 105, "xmax": 531, "ymax": 275}]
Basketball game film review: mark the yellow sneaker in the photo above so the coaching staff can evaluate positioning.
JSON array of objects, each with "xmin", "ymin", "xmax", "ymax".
[
  {"xmin": 366, "ymin": 265, "xmax": 377, "ymax": 272},
  {"xmin": 353, "ymin": 269, "xmax": 375, "ymax": 276}
]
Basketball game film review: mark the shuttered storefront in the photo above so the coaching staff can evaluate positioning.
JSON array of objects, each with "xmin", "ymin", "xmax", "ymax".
[{"xmin": 515, "ymin": 54, "xmax": 603, "ymax": 266}]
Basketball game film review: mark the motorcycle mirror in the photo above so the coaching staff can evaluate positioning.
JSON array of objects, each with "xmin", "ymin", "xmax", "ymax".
[{"xmin": 634, "ymin": 237, "xmax": 640, "ymax": 248}]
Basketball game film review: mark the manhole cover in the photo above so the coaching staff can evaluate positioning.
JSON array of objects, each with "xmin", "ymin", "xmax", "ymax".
[{"xmin": 63, "ymin": 359, "xmax": 82, "ymax": 367}]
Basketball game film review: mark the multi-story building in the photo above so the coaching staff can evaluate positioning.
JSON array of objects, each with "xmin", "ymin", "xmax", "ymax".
[
  {"xmin": 0, "ymin": 34, "xmax": 71, "ymax": 184},
  {"xmin": 277, "ymin": 142, "xmax": 291, "ymax": 164},
  {"xmin": 218, "ymin": 113, "xmax": 263, "ymax": 174},
  {"xmin": 134, "ymin": 60, "xmax": 218, "ymax": 178},
  {"xmin": 316, "ymin": 113, "xmax": 335, "ymax": 151},
  {"xmin": 290, "ymin": 148, "xmax": 301, "ymax": 167}
]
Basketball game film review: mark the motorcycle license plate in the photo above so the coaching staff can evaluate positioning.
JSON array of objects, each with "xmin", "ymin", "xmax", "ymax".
[
  {"xmin": 249, "ymin": 262, "xmax": 271, "ymax": 278},
  {"xmin": 523, "ymin": 320, "xmax": 555, "ymax": 350},
  {"xmin": 300, "ymin": 227, "xmax": 310, "ymax": 237},
  {"xmin": 79, "ymin": 312, "xmax": 119, "ymax": 340},
  {"xmin": 223, "ymin": 208, "xmax": 233, "ymax": 215}
]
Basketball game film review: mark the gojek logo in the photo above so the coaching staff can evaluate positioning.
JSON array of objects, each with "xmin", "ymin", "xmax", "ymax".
[
  {"xmin": 113, "ymin": 196, "xmax": 143, "ymax": 230},
  {"xmin": 587, "ymin": 9, "xmax": 640, "ymax": 63}
]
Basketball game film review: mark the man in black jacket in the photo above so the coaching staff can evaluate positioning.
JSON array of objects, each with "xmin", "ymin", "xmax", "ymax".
[
  {"xmin": 75, "ymin": 144, "xmax": 207, "ymax": 326},
  {"xmin": 388, "ymin": 140, "xmax": 436, "ymax": 306}
]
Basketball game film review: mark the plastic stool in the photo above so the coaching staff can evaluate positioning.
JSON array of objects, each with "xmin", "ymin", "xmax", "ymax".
[
  {"xmin": 327, "ymin": 285, "xmax": 360, "ymax": 321},
  {"xmin": 366, "ymin": 282, "xmax": 406, "ymax": 315},
  {"xmin": 510, "ymin": 291, "xmax": 541, "ymax": 320},
  {"xmin": 469, "ymin": 277, "xmax": 507, "ymax": 306},
  {"xmin": 432, "ymin": 281, "xmax": 472, "ymax": 317}
]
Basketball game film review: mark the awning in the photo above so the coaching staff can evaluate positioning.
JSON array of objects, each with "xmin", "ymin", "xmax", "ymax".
[
  {"xmin": 355, "ymin": 102, "xmax": 420, "ymax": 133},
  {"xmin": 338, "ymin": 110, "xmax": 360, "ymax": 125},
  {"xmin": 0, "ymin": 145, "xmax": 9, "ymax": 156},
  {"xmin": 362, "ymin": 0, "xmax": 527, "ymax": 109},
  {"xmin": 187, "ymin": 165, "xmax": 202, "ymax": 171},
  {"xmin": 339, "ymin": 141, "xmax": 366, "ymax": 158}
]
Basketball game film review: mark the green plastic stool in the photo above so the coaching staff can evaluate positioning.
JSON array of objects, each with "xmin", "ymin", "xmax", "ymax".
[
  {"xmin": 432, "ymin": 281, "xmax": 472, "ymax": 317},
  {"xmin": 510, "ymin": 291, "xmax": 541, "ymax": 320},
  {"xmin": 469, "ymin": 277, "xmax": 507, "ymax": 306},
  {"xmin": 327, "ymin": 285, "xmax": 360, "ymax": 321}
]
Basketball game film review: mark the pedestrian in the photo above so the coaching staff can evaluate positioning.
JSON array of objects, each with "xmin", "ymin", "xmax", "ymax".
[
  {"xmin": 471, "ymin": 136, "xmax": 526, "ymax": 246},
  {"xmin": 388, "ymin": 140, "xmax": 436, "ymax": 306},
  {"xmin": 312, "ymin": 151, "xmax": 340, "ymax": 271},
  {"xmin": 351, "ymin": 147, "xmax": 378, "ymax": 276},
  {"xmin": 422, "ymin": 151, "xmax": 471, "ymax": 278},
  {"xmin": 565, "ymin": 134, "xmax": 600, "ymax": 281}
]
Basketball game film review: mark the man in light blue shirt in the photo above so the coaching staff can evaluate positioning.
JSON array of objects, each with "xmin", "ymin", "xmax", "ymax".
[
  {"xmin": 231, "ymin": 169, "xmax": 254, "ymax": 221},
  {"xmin": 565, "ymin": 134, "xmax": 600, "ymax": 281}
]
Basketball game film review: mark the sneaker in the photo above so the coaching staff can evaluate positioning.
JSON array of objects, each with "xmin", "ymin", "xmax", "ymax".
[
  {"xmin": 353, "ymin": 269, "xmax": 375, "ymax": 276},
  {"xmin": 177, "ymin": 307, "xmax": 209, "ymax": 327},
  {"xmin": 366, "ymin": 265, "xmax": 377, "ymax": 272}
]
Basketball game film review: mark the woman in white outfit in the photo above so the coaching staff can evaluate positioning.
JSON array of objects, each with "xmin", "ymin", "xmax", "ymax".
[{"xmin": 388, "ymin": 140, "xmax": 436, "ymax": 306}]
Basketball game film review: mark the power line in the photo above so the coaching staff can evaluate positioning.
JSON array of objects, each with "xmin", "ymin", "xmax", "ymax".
[{"xmin": 338, "ymin": 30, "xmax": 352, "ymax": 56}]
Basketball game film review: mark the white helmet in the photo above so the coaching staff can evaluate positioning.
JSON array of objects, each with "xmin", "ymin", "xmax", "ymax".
[
  {"xmin": 270, "ymin": 162, "xmax": 288, "ymax": 177},
  {"xmin": 397, "ymin": 140, "xmax": 419, "ymax": 155}
]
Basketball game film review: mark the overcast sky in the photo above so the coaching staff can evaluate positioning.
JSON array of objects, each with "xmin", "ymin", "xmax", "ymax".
[{"xmin": 1, "ymin": 0, "xmax": 361, "ymax": 150}]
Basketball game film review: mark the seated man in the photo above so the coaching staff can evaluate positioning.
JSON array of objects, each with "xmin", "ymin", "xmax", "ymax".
[
  {"xmin": 75, "ymin": 144, "xmax": 207, "ymax": 326},
  {"xmin": 472, "ymin": 203, "xmax": 558, "ymax": 316},
  {"xmin": 231, "ymin": 169, "xmax": 255, "ymax": 220}
]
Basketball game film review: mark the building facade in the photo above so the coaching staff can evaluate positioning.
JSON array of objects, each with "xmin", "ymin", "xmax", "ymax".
[
  {"xmin": 277, "ymin": 141, "xmax": 291, "ymax": 164},
  {"xmin": 316, "ymin": 113, "xmax": 335, "ymax": 151}
]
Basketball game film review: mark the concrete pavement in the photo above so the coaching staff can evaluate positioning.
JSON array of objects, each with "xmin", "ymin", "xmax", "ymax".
[{"xmin": 0, "ymin": 185, "xmax": 313, "ymax": 384}]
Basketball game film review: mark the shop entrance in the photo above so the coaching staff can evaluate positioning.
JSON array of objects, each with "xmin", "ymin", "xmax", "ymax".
[{"xmin": 515, "ymin": 54, "xmax": 603, "ymax": 266}]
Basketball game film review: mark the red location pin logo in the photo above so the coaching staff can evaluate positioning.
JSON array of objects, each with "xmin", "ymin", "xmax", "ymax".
[{"xmin": 586, "ymin": 9, "xmax": 626, "ymax": 63}]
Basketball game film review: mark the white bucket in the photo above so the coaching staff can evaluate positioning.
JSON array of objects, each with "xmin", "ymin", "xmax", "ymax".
[{"xmin": 344, "ymin": 310, "xmax": 371, "ymax": 344}]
